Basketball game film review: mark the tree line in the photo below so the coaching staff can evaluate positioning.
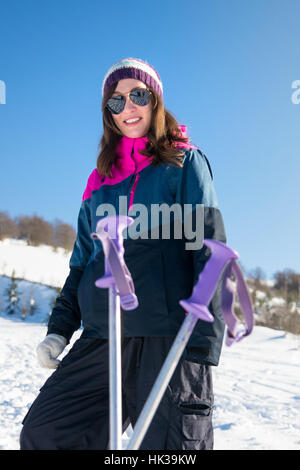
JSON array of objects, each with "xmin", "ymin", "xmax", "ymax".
[
  {"xmin": 248, "ymin": 266, "xmax": 300, "ymax": 303},
  {"xmin": 242, "ymin": 266, "xmax": 300, "ymax": 335},
  {"xmin": 0, "ymin": 211, "xmax": 76, "ymax": 251}
]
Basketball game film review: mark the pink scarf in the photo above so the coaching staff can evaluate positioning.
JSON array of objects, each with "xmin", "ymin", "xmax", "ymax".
[{"xmin": 82, "ymin": 125, "xmax": 196, "ymax": 202}]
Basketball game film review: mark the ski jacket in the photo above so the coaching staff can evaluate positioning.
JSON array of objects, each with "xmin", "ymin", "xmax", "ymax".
[{"xmin": 48, "ymin": 126, "xmax": 227, "ymax": 365}]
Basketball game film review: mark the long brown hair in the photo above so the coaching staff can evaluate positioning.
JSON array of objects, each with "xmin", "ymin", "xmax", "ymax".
[{"xmin": 96, "ymin": 83, "xmax": 192, "ymax": 178}]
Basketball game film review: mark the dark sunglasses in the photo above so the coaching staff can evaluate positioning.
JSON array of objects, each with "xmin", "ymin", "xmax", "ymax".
[{"xmin": 106, "ymin": 87, "xmax": 152, "ymax": 115}]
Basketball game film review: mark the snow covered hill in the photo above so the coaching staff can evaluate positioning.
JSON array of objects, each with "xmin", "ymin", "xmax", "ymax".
[
  {"xmin": 0, "ymin": 238, "xmax": 299, "ymax": 450},
  {"xmin": 0, "ymin": 238, "xmax": 71, "ymax": 323},
  {"xmin": 0, "ymin": 238, "xmax": 71, "ymax": 288}
]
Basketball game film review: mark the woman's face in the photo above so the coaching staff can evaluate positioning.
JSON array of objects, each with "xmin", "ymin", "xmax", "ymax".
[{"xmin": 110, "ymin": 78, "xmax": 153, "ymax": 138}]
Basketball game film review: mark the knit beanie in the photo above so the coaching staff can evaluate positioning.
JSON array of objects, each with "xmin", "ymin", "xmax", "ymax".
[{"xmin": 102, "ymin": 58, "xmax": 163, "ymax": 101}]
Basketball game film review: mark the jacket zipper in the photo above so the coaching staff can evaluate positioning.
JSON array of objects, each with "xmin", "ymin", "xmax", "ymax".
[
  {"xmin": 128, "ymin": 173, "xmax": 140, "ymax": 211},
  {"xmin": 127, "ymin": 145, "xmax": 139, "ymax": 212}
]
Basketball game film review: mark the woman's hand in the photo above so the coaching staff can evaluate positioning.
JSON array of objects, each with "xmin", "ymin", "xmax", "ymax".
[{"xmin": 36, "ymin": 334, "xmax": 67, "ymax": 369}]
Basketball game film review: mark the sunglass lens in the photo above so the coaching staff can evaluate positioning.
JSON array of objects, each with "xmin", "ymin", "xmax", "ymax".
[
  {"xmin": 106, "ymin": 89, "xmax": 151, "ymax": 114},
  {"xmin": 130, "ymin": 88, "xmax": 151, "ymax": 106},
  {"xmin": 106, "ymin": 96, "xmax": 125, "ymax": 114}
]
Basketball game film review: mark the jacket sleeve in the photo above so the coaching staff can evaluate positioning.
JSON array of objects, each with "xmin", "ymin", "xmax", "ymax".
[
  {"xmin": 174, "ymin": 148, "xmax": 227, "ymax": 362},
  {"xmin": 47, "ymin": 181, "xmax": 94, "ymax": 343},
  {"xmin": 175, "ymin": 148, "xmax": 226, "ymax": 282}
]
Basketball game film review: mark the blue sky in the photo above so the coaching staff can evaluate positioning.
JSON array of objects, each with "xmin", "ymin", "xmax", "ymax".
[{"xmin": 0, "ymin": 0, "xmax": 299, "ymax": 279}]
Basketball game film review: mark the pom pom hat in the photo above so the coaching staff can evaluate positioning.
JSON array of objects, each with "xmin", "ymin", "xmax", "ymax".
[{"xmin": 102, "ymin": 58, "xmax": 163, "ymax": 101}]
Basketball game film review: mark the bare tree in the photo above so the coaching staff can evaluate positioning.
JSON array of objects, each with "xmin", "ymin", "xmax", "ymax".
[
  {"xmin": 249, "ymin": 266, "xmax": 266, "ymax": 283},
  {"xmin": 0, "ymin": 211, "xmax": 19, "ymax": 240},
  {"xmin": 52, "ymin": 218, "xmax": 76, "ymax": 251},
  {"xmin": 16, "ymin": 214, "xmax": 53, "ymax": 246},
  {"xmin": 273, "ymin": 269, "xmax": 300, "ymax": 303}
]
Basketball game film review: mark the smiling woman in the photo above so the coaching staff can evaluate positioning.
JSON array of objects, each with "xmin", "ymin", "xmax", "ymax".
[
  {"xmin": 110, "ymin": 79, "xmax": 153, "ymax": 138},
  {"xmin": 20, "ymin": 57, "xmax": 227, "ymax": 451},
  {"xmin": 98, "ymin": 58, "xmax": 191, "ymax": 178}
]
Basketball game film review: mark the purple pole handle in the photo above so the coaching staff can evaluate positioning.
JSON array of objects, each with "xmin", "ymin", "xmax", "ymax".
[
  {"xmin": 91, "ymin": 216, "xmax": 138, "ymax": 310},
  {"xmin": 179, "ymin": 239, "xmax": 254, "ymax": 346},
  {"xmin": 180, "ymin": 239, "xmax": 239, "ymax": 322}
]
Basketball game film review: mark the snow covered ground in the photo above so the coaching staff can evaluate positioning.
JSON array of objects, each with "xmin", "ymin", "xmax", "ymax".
[
  {"xmin": 0, "ymin": 317, "xmax": 299, "ymax": 450},
  {"xmin": 0, "ymin": 238, "xmax": 299, "ymax": 450}
]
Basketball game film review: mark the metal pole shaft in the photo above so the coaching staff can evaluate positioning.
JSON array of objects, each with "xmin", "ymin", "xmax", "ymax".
[
  {"xmin": 127, "ymin": 312, "xmax": 198, "ymax": 450},
  {"xmin": 109, "ymin": 286, "xmax": 122, "ymax": 450}
]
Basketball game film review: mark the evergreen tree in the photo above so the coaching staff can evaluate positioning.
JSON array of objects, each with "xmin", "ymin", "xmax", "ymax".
[
  {"xmin": 45, "ymin": 286, "xmax": 61, "ymax": 323},
  {"xmin": 21, "ymin": 290, "xmax": 38, "ymax": 320},
  {"xmin": 29, "ymin": 295, "xmax": 37, "ymax": 315},
  {"xmin": 4, "ymin": 270, "xmax": 21, "ymax": 315}
]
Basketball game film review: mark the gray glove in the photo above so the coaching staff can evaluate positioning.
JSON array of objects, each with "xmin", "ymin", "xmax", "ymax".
[{"xmin": 36, "ymin": 334, "xmax": 67, "ymax": 369}]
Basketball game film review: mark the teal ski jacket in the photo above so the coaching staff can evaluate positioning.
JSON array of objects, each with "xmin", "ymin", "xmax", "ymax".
[{"xmin": 48, "ymin": 126, "xmax": 227, "ymax": 365}]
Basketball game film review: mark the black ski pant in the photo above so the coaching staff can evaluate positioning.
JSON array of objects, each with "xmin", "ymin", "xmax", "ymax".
[{"xmin": 20, "ymin": 336, "xmax": 214, "ymax": 450}]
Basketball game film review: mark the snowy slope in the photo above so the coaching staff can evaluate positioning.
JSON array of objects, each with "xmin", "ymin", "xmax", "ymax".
[
  {"xmin": 0, "ymin": 318, "xmax": 299, "ymax": 450},
  {"xmin": 0, "ymin": 238, "xmax": 71, "ymax": 288},
  {"xmin": 0, "ymin": 239, "xmax": 299, "ymax": 450},
  {"xmin": 0, "ymin": 238, "xmax": 72, "ymax": 322}
]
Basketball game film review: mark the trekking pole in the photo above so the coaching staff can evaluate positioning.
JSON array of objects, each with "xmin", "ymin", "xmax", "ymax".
[
  {"xmin": 91, "ymin": 215, "xmax": 138, "ymax": 450},
  {"xmin": 107, "ymin": 284, "xmax": 122, "ymax": 450},
  {"xmin": 127, "ymin": 239, "xmax": 254, "ymax": 450}
]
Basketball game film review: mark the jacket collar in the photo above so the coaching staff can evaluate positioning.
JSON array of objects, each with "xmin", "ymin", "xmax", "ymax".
[
  {"xmin": 105, "ymin": 125, "xmax": 194, "ymax": 184},
  {"xmin": 114, "ymin": 135, "xmax": 151, "ymax": 175}
]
